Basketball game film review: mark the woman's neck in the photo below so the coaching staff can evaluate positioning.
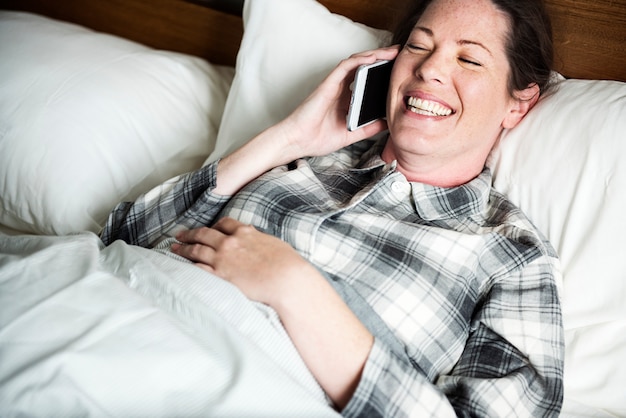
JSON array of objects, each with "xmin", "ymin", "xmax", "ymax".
[{"xmin": 380, "ymin": 141, "xmax": 483, "ymax": 188}]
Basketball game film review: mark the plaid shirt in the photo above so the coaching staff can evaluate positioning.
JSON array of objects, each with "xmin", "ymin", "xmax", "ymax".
[{"xmin": 101, "ymin": 137, "xmax": 564, "ymax": 417}]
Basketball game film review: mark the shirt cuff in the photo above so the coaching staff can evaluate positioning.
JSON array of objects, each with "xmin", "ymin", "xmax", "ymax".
[{"xmin": 341, "ymin": 338, "xmax": 454, "ymax": 418}]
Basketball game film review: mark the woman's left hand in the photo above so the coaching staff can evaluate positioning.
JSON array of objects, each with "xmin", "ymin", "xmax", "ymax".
[
  {"xmin": 171, "ymin": 217, "xmax": 314, "ymax": 307},
  {"xmin": 171, "ymin": 217, "xmax": 375, "ymax": 409}
]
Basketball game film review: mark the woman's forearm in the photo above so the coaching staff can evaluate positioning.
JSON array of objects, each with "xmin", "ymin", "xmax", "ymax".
[
  {"xmin": 213, "ymin": 122, "xmax": 299, "ymax": 196},
  {"xmin": 272, "ymin": 263, "xmax": 374, "ymax": 410}
]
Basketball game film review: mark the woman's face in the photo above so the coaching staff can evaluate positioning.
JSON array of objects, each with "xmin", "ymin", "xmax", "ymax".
[{"xmin": 385, "ymin": 0, "xmax": 523, "ymax": 186}]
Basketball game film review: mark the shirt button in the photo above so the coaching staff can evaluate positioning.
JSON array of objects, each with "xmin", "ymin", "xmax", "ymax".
[{"xmin": 391, "ymin": 181, "xmax": 409, "ymax": 194}]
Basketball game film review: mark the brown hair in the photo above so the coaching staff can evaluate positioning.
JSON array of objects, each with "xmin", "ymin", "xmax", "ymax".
[{"xmin": 391, "ymin": 0, "xmax": 554, "ymax": 97}]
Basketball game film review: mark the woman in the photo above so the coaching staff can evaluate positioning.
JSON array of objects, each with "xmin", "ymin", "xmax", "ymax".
[{"xmin": 101, "ymin": 0, "xmax": 563, "ymax": 416}]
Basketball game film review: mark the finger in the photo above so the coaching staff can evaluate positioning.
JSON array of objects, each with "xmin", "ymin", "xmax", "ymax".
[
  {"xmin": 346, "ymin": 119, "xmax": 389, "ymax": 144},
  {"xmin": 323, "ymin": 53, "xmax": 381, "ymax": 93},
  {"xmin": 213, "ymin": 217, "xmax": 256, "ymax": 236},
  {"xmin": 171, "ymin": 241, "xmax": 217, "ymax": 265},
  {"xmin": 175, "ymin": 226, "xmax": 224, "ymax": 247},
  {"xmin": 342, "ymin": 46, "xmax": 401, "ymax": 74},
  {"xmin": 171, "ymin": 236, "xmax": 220, "ymax": 275},
  {"xmin": 349, "ymin": 45, "xmax": 401, "ymax": 61}
]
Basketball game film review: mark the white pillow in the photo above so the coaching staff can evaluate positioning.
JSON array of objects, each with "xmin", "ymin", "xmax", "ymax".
[
  {"xmin": 489, "ymin": 78, "xmax": 626, "ymax": 413},
  {"xmin": 0, "ymin": 11, "xmax": 235, "ymax": 235},
  {"xmin": 204, "ymin": 0, "xmax": 390, "ymax": 164}
]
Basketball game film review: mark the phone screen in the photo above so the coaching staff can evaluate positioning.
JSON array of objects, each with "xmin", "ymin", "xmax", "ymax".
[{"xmin": 347, "ymin": 60, "xmax": 393, "ymax": 131}]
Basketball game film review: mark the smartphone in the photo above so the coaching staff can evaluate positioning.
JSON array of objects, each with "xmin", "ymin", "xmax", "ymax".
[{"xmin": 347, "ymin": 60, "xmax": 393, "ymax": 131}]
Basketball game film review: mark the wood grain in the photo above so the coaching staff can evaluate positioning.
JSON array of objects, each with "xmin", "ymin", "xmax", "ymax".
[
  {"xmin": 0, "ymin": 0, "xmax": 243, "ymax": 66},
  {"xmin": 545, "ymin": 0, "xmax": 626, "ymax": 81},
  {"xmin": 1, "ymin": 0, "xmax": 624, "ymax": 81}
]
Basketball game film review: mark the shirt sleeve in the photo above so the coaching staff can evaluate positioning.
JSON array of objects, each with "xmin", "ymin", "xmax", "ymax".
[
  {"xmin": 100, "ymin": 160, "xmax": 230, "ymax": 247},
  {"xmin": 341, "ymin": 255, "xmax": 564, "ymax": 418}
]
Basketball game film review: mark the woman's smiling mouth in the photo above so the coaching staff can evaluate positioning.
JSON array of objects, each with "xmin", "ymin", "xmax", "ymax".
[{"xmin": 406, "ymin": 96, "xmax": 453, "ymax": 116}]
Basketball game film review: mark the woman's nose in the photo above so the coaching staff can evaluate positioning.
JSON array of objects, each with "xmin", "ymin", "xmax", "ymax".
[{"xmin": 415, "ymin": 50, "xmax": 449, "ymax": 84}]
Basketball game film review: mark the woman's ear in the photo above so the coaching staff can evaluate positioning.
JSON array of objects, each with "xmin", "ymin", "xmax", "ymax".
[{"xmin": 502, "ymin": 83, "xmax": 540, "ymax": 129}]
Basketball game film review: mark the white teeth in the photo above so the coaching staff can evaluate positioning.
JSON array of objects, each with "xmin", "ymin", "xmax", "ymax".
[{"xmin": 407, "ymin": 97, "xmax": 452, "ymax": 116}]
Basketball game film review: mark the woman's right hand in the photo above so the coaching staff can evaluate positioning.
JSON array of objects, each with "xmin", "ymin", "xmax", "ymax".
[
  {"xmin": 214, "ymin": 46, "xmax": 400, "ymax": 196},
  {"xmin": 277, "ymin": 45, "xmax": 401, "ymax": 160}
]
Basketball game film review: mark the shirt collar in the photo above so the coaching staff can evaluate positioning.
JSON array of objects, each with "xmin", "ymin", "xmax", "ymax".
[
  {"xmin": 357, "ymin": 135, "xmax": 493, "ymax": 221},
  {"xmin": 409, "ymin": 168, "xmax": 492, "ymax": 221}
]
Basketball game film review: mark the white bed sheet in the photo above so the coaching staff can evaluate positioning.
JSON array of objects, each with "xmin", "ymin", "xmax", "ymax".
[{"xmin": 0, "ymin": 232, "xmax": 338, "ymax": 417}]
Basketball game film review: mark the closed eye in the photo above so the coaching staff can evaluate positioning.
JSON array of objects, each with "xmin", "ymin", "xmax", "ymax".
[
  {"xmin": 406, "ymin": 43, "xmax": 429, "ymax": 52},
  {"xmin": 459, "ymin": 57, "xmax": 481, "ymax": 66}
]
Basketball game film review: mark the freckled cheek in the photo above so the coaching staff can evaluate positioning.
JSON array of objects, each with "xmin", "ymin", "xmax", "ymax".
[{"xmin": 458, "ymin": 81, "xmax": 495, "ymax": 116}]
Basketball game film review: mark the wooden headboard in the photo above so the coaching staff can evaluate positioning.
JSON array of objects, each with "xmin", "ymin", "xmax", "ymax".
[{"xmin": 1, "ymin": 0, "xmax": 624, "ymax": 82}]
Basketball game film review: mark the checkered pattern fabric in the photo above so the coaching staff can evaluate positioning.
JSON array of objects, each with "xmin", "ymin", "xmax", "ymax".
[{"xmin": 101, "ymin": 137, "xmax": 563, "ymax": 417}]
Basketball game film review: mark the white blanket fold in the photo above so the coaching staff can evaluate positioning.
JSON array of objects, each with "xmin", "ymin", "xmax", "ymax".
[{"xmin": 0, "ymin": 232, "xmax": 337, "ymax": 417}]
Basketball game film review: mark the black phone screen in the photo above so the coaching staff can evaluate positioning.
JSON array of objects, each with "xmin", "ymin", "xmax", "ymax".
[{"xmin": 357, "ymin": 61, "xmax": 393, "ymax": 127}]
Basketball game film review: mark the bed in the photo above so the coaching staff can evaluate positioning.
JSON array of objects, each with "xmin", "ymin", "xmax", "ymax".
[{"xmin": 0, "ymin": 0, "xmax": 624, "ymax": 416}]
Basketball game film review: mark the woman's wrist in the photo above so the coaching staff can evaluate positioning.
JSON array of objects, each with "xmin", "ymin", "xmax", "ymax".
[{"xmin": 213, "ymin": 123, "xmax": 300, "ymax": 196}]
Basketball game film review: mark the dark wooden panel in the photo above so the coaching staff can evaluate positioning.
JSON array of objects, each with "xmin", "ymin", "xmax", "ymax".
[
  {"xmin": 546, "ymin": 0, "xmax": 626, "ymax": 81},
  {"xmin": 1, "ymin": 0, "xmax": 624, "ymax": 81},
  {"xmin": 0, "ymin": 0, "xmax": 243, "ymax": 66}
]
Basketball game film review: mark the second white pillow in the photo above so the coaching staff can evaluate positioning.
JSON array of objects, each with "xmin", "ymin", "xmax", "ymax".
[{"xmin": 205, "ymin": 0, "xmax": 391, "ymax": 164}]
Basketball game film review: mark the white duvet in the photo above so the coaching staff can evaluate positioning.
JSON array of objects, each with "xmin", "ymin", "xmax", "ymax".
[{"xmin": 0, "ymin": 232, "xmax": 338, "ymax": 417}]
